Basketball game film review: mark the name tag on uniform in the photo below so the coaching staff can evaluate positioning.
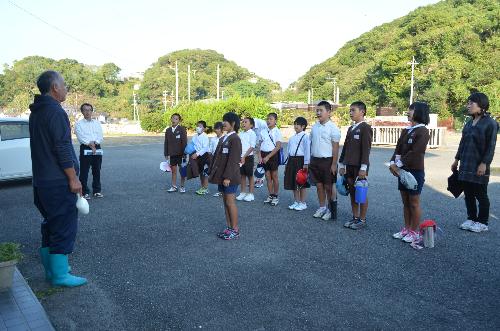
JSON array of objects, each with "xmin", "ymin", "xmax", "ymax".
[
  {"xmin": 408, "ymin": 138, "xmax": 413, "ymax": 144},
  {"xmin": 222, "ymin": 148, "xmax": 229, "ymax": 154},
  {"xmin": 354, "ymin": 135, "xmax": 360, "ymax": 140},
  {"xmin": 176, "ymin": 135, "xmax": 180, "ymax": 139},
  {"xmin": 84, "ymin": 149, "xmax": 103, "ymax": 156}
]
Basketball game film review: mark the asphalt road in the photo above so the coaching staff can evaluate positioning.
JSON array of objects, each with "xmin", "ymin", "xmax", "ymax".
[{"xmin": 1, "ymin": 136, "xmax": 499, "ymax": 330}]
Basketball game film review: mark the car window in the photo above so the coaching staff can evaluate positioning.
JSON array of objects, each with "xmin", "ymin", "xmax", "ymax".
[{"xmin": 0, "ymin": 122, "xmax": 30, "ymax": 141}]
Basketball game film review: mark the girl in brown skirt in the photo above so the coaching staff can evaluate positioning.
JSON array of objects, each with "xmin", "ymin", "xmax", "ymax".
[{"xmin": 284, "ymin": 117, "xmax": 310, "ymax": 211}]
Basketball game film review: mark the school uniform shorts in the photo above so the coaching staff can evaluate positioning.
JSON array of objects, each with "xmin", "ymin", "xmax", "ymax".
[
  {"xmin": 398, "ymin": 169, "xmax": 425, "ymax": 195},
  {"xmin": 261, "ymin": 151, "xmax": 279, "ymax": 172},
  {"xmin": 309, "ymin": 157, "xmax": 336, "ymax": 185},
  {"xmin": 240, "ymin": 155, "xmax": 255, "ymax": 177},
  {"xmin": 218, "ymin": 184, "xmax": 239, "ymax": 194}
]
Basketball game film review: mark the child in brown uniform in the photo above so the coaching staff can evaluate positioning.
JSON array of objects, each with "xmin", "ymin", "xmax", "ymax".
[
  {"xmin": 209, "ymin": 112, "xmax": 243, "ymax": 240},
  {"xmin": 164, "ymin": 113, "xmax": 187, "ymax": 193},
  {"xmin": 389, "ymin": 102, "xmax": 430, "ymax": 244},
  {"xmin": 339, "ymin": 101, "xmax": 372, "ymax": 229}
]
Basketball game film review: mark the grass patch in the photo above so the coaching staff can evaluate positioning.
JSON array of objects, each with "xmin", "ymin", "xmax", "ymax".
[{"xmin": 35, "ymin": 287, "xmax": 64, "ymax": 300}]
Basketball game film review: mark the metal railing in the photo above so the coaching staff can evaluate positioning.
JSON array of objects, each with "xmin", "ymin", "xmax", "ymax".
[{"xmin": 372, "ymin": 126, "xmax": 445, "ymax": 148}]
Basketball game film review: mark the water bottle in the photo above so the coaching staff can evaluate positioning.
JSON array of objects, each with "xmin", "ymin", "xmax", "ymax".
[
  {"xmin": 420, "ymin": 220, "xmax": 437, "ymax": 248},
  {"xmin": 354, "ymin": 178, "xmax": 368, "ymax": 204}
]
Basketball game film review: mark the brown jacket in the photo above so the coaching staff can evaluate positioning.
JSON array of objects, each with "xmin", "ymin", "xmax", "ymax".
[
  {"xmin": 390, "ymin": 126, "xmax": 430, "ymax": 170},
  {"xmin": 339, "ymin": 122, "xmax": 372, "ymax": 166},
  {"xmin": 164, "ymin": 125, "xmax": 187, "ymax": 157},
  {"xmin": 209, "ymin": 132, "xmax": 242, "ymax": 185}
]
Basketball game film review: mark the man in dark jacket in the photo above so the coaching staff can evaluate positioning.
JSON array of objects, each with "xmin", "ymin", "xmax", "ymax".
[{"xmin": 29, "ymin": 70, "xmax": 87, "ymax": 287}]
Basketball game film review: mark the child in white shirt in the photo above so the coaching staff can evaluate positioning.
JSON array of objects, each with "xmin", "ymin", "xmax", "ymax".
[{"xmin": 236, "ymin": 117, "xmax": 257, "ymax": 202}]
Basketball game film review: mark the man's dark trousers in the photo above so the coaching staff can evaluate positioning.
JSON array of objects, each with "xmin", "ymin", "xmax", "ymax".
[
  {"xmin": 34, "ymin": 185, "xmax": 78, "ymax": 254},
  {"xmin": 79, "ymin": 144, "xmax": 102, "ymax": 195}
]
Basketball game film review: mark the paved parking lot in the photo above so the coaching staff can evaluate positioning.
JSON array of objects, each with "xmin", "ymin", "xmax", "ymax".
[{"xmin": 1, "ymin": 136, "xmax": 499, "ymax": 330}]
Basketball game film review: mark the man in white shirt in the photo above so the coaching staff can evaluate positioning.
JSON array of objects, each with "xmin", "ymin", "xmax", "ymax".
[
  {"xmin": 75, "ymin": 103, "xmax": 104, "ymax": 199},
  {"xmin": 309, "ymin": 101, "xmax": 341, "ymax": 221}
]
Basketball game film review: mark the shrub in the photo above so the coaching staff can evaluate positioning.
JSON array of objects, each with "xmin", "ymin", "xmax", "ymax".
[
  {"xmin": 140, "ymin": 111, "xmax": 166, "ymax": 133},
  {"xmin": 0, "ymin": 243, "xmax": 23, "ymax": 263},
  {"xmin": 162, "ymin": 96, "xmax": 274, "ymax": 130}
]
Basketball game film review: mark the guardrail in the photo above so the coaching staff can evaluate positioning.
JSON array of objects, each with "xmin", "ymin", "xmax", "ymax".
[{"xmin": 372, "ymin": 126, "xmax": 446, "ymax": 148}]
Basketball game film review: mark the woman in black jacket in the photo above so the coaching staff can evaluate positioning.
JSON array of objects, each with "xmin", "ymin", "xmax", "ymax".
[{"xmin": 452, "ymin": 92, "xmax": 499, "ymax": 233}]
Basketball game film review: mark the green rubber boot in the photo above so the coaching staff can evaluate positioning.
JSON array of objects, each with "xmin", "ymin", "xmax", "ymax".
[{"xmin": 49, "ymin": 254, "xmax": 87, "ymax": 287}]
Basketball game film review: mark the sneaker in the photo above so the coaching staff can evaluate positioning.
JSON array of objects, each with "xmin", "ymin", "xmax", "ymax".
[
  {"xmin": 392, "ymin": 228, "xmax": 409, "ymax": 239},
  {"xmin": 271, "ymin": 197, "xmax": 279, "ymax": 206},
  {"xmin": 243, "ymin": 193, "xmax": 255, "ymax": 202},
  {"xmin": 93, "ymin": 192, "xmax": 104, "ymax": 198},
  {"xmin": 321, "ymin": 210, "xmax": 332, "ymax": 221},
  {"xmin": 213, "ymin": 192, "xmax": 222, "ymax": 197},
  {"xmin": 313, "ymin": 207, "xmax": 327, "ymax": 218},
  {"xmin": 344, "ymin": 217, "xmax": 357, "ymax": 228},
  {"xmin": 255, "ymin": 180, "xmax": 264, "ymax": 188},
  {"xmin": 460, "ymin": 219, "xmax": 475, "ymax": 230},
  {"xmin": 288, "ymin": 202, "xmax": 299, "ymax": 210},
  {"xmin": 264, "ymin": 195, "xmax": 273, "ymax": 203},
  {"xmin": 469, "ymin": 222, "xmax": 489, "ymax": 233},
  {"xmin": 350, "ymin": 219, "xmax": 367, "ymax": 230},
  {"xmin": 294, "ymin": 202, "xmax": 307, "ymax": 211},
  {"xmin": 83, "ymin": 193, "xmax": 91, "ymax": 200},
  {"xmin": 217, "ymin": 227, "xmax": 232, "ymax": 238},
  {"xmin": 196, "ymin": 187, "xmax": 208, "ymax": 195},
  {"xmin": 236, "ymin": 193, "xmax": 247, "ymax": 201},
  {"xmin": 402, "ymin": 230, "xmax": 420, "ymax": 243},
  {"xmin": 223, "ymin": 229, "xmax": 240, "ymax": 240},
  {"xmin": 167, "ymin": 186, "xmax": 178, "ymax": 193},
  {"xmin": 179, "ymin": 186, "xmax": 186, "ymax": 193}
]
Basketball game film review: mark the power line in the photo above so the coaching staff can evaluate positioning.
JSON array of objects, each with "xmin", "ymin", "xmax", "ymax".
[{"xmin": 7, "ymin": 0, "xmax": 115, "ymax": 58}]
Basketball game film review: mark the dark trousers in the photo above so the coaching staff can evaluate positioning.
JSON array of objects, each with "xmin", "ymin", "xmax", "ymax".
[
  {"xmin": 462, "ymin": 181, "xmax": 490, "ymax": 224},
  {"xmin": 79, "ymin": 144, "xmax": 102, "ymax": 195},
  {"xmin": 34, "ymin": 186, "xmax": 78, "ymax": 254}
]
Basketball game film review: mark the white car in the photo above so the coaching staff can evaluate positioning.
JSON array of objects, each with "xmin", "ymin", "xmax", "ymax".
[{"xmin": 0, "ymin": 118, "xmax": 32, "ymax": 181}]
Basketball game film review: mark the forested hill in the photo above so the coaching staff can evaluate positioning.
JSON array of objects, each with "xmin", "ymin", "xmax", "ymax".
[
  {"xmin": 139, "ymin": 49, "xmax": 280, "ymax": 110},
  {"xmin": 293, "ymin": 0, "xmax": 499, "ymax": 117}
]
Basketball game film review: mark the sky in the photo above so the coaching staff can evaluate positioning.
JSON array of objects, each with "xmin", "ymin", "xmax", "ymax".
[{"xmin": 1, "ymin": 0, "xmax": 441, "ymax": 88}]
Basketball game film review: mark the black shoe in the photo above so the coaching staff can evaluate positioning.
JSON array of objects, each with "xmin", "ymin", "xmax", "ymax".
[{"xmin": 329, "ymin": 200, "xmax": 337, "ymax": 221}]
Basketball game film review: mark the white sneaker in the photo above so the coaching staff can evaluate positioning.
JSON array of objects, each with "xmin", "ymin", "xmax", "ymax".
[
  {"xmin": 167, "ymin": 186, "xmax": 178, "ymax": 193},
  {"xmin": 236, "ymin": 193, "xmax": 247, "ymax": 201},
  {"xmin": 179, "ymin": 186, "xmax": 186, "ymax": 193},
  {"xmin": 294, "ymin": 202, "xmax": 307, "ymax": 211},
  {"xmin": 402, "ymin": 230, "xmax": 420, "ymax": 243},
  {"xmin": 271, "ymin": 197, "xmax": 279, "ymax": 206},
  {"xmin": 392, "ymin": 228, "xmax": 409, "ymax": 239},
  {"xmin": 264, "ymin": 195, "xmax": 273, "ymax": 203},
  {"xmin": 288, "ymin": 202, "xmax": 299, "ymax": 210},
  {"xmin": 213, "ymin": 192, "xmax": 222, "ymax": 197},
  {"xmin": 313, "ymin": 207, "xmax": 327, "ymax": 218},
  {"xmin": 460, "ymin": 219, "xmax": 475, "ymax": 230},
  {"xmin": 469, "ymin": 222, "xmax": 489, "ymax": 233},
  {"xmin": 321, "ymin": 210, "xmax": 332, "ymax": 221},
  {"xmin": 243, "ymin": 193, "xmax": 255, "ymax": 202}
]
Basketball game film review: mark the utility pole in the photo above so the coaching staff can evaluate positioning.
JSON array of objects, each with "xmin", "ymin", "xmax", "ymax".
[
  {"xmin": 336, "ymin": 87, "xmax": 340, "ymax": 105},
  {"xmin": 307, "ymin": 89, "xmax": 311, "ymax": 104},
  {"xmin": 162, "ymin": 90, "xmax": 168, "ymax": 112},
  {"xmin": 216, "ymin": 64, "xmax": 220, "ymax": 100},
  {"xmin": 133, "ymin": 92, "xmax": 137, "ymax": 121},
  {"xmin": 187, "ymin": 64, "xmax": 191, "ymax": 102},
  {"xmin": 407, "ymin": 56, "xmax": 419, "ymax": 105},
  {"xmin": 325, "ymin": 77, "xmax": 337, "ymax": 103},
  {"xmin": 175, "ymin": 61, "xmax": 179, "ymax": 106}
]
